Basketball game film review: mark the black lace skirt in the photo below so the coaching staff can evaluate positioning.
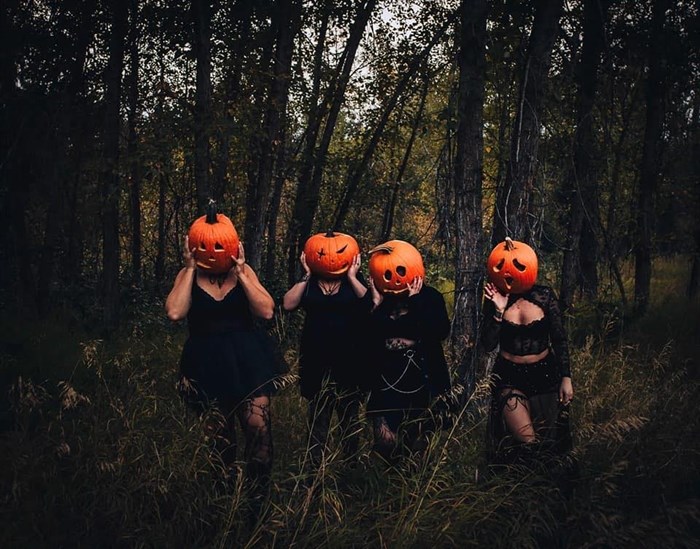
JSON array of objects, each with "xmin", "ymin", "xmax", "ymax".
[{"xmin": 487, "ymin": 354, "xmax": 572, "ymax": 462}]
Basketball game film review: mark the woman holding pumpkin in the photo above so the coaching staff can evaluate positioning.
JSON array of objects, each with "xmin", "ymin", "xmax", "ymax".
[
  {"xmin": 283, "ymin": 231, "xmax": 370, "ymax": 469},
  {"xmin": 365, "ymin": 240, "xmax": 452, "ymax": 462},
  {"xmin": 482, "ymin": 237, "xmax": 574, "ymax": 465},
  {"xmin": 166, "ymin": 203, "xmax": 286, "ymax": 519}
]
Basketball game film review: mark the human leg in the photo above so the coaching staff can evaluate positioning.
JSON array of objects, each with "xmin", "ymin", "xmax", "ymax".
[
  {"xmin": 499, "ymin": 388, "xmax": 536, "ymax": 443},
  {"xmin": 336, "ymin": 391, "xmax": 362, "ymax": 459},
  {"xmin": 237, "ymin": 395, "xmax": 273, "ymax": 523}
]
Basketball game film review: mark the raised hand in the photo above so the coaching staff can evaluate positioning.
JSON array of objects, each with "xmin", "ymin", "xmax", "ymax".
[
  {"xmin": 407, "ymin": 276, "xmax": 423, "ymax": 297},
  {"xmin": 484, "ymin": 282, "xmax": 508, "ymax": 312},
  {"xmin": 369, "ymin": 276, "xmax": 383, "ymax": 309},
  {"xmin": 183, "ymin": 236, "xmax": 197, "ymax": 270},
  {"xmin": 299, "ymin": 251, "xmax": 311, "ymax": 276},
  {"xmin": 347, "ymin": 253, "xmax": 361, "ymax": 280},
  {"xmin": 232, "ymin": 242, "xmax": 247, "ymax": 276}
]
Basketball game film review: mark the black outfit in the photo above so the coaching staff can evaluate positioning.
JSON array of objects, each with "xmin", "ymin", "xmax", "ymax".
[
  {"xmin": 179, "ymin": 280, "xmax": 285, "ymax": 410},
  {"xmin": 297, "ymin": 274, "xmax": 370, "ymax": 464},
  {"xmin": 366, "ymin": 285, "xmax": 451, "ymax": 457},
  {"xmin": 481, "ymin": 284, "xmax": 573, "ymax": 462},
  {"xmin": 178, "ymin": 278, "xmax": 286, "ymax": 515}
]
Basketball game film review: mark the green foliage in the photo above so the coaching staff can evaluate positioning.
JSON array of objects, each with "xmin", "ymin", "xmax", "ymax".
[{"xmin": 1, "ymin": 259, "xmax": 698, "ymax": 547}]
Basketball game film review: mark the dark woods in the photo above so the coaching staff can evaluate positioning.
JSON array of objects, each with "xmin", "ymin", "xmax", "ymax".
[{"xmin": 1, "ymin": 1, "xmax": 697, "ymax": 347}]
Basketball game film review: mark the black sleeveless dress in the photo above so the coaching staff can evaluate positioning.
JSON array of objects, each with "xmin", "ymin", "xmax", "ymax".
[{"xmin": 179, "ymin": 280, "xmax": 286, "ymax": 411}]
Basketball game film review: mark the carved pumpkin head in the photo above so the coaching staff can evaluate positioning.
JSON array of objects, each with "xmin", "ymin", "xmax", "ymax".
[
  {"xmin": 187, "ymin": 202, "xmax": 240, "ymax": 275},
  {"xmin": 303, "ymin": 230, "xmax": 360, "ymax": 279},
  {"xmin": 486, "ymin": 237, "xmax": 538, "ymax": 294},
  {"xmin": 368, "ymin": 240, "xmax": 425, "ymax": 295}
]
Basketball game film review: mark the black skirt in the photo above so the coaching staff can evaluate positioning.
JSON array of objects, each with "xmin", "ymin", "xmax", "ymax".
[
  {"xmin": 179, "ymin": 328, "xmax": 287, "ymax": 413},
  {"xmin": 487, "ymin": 354, "xmax": 572, "ymax": 461}
]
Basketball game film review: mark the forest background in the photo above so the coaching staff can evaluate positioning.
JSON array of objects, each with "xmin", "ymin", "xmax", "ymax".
[{"xmin": 0, "ymin": 0, "xmax": 698, "ymax": 547}]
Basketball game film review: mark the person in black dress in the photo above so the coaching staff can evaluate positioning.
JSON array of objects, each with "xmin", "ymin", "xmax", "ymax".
[
  {"xmin": 165, "ymin": 234, "xmax": 285, "ymax": 515},
  {"xmin": 366, "ymin": 274, "xmax": 452, "ymax": 462},
  {"xmin": 283, "ymin": 251, "xmax": 369, "ymax": 468}
]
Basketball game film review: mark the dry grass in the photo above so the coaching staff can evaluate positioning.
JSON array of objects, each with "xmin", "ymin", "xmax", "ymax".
[{"xmin": 0, "ymin": 258, "xmax": 698, "ymax": 548}]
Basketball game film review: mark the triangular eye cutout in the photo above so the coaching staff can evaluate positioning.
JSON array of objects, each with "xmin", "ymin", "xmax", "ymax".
[
  {"xmin": 337, "ymin": 244, "xmax": 348, "ymax": 254},
  {"xmin": 513, "ymin": 258, "xmax": 527, "ymax": 272},
  {"xmin": 214, "ymin": 242, "xmax": 225, "ymax": 251},
  {"xmin": 494, "ymin": 258, "xmax": 505, "ymax": 272},
  {"xmin": 199, "ymin": 243, "xmax": 207, "ymax": 251},
  {"xmin": 396, "ymin": 266, "xmax": 406, "ymax": 276}
]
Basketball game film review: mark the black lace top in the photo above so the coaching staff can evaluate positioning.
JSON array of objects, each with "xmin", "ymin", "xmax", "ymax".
[{"xmin": 481, "ymin": 284, "xmax": 571, "ymax": 378}]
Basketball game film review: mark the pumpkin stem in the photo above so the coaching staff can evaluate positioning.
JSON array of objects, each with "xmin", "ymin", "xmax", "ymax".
[
  {"xmin": 368, "ymin": 244, "xmax": 394, "ymax": 255},
  {"xmin": 205, "ymin": 199, "xmax": 218, "ymax": 224},
  {"xmin": 505, "ymin": 237, "xmax": 514, "ymax": 251},
  {"xmin": 325, "ymin": 229, "xmax": 336, "ymax": 237}
]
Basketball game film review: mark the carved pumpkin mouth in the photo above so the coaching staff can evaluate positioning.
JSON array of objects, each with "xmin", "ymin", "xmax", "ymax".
[
  {"xmin": 327, "ymin": 263, "xmax": 350, "ymax": 275},
  {"xmin": 504, "ymin": 275, "xmax": 514, "ymax": 288},
  {"xmin": 196, "ymin": 261, "xmax": 213, "ymax": 270}
]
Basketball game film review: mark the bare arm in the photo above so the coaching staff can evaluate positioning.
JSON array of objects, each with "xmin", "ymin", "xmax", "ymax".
[
  {"xmin": 234, "ymin": 243, "xmax": 275, "ymax": 320},
  {"xmin": 282, "ymin": 252, "xmax": 311, "ymax": 311},
  {"xmin": 165, "ymin": 236, "xmax": 197, "ymax": 321}
]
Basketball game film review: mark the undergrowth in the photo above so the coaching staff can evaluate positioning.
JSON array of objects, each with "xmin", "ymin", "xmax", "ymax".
[{"xmin": 0, "ymin": 259, "xmax": 698, "ymax": 548}]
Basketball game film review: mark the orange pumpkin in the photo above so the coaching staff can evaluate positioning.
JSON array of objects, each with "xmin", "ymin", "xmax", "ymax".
[
  {"xmin": 486, "ymin": 237, "xmax": 538, "ymax": 294},
  {"xmin": 368, "ymin": 240, "xmax": 425, "ymax": 294},
  {"xmin": 188, "ymin": 202, "xmax": 240, "ymax": 274},
  {"xmin": 303, "ymin": 230, "xmax": 360, "ymax": 279}
]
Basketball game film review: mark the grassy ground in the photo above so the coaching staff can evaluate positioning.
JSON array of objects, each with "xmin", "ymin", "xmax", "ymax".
[{"xmin": 1, "ymin": 258, "xmax": 698, "ymax": 548}]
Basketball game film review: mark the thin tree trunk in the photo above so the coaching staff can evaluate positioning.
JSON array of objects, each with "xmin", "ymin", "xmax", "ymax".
[
  {"xmin": 451, "ymin": 0, "xmax": 487, "ymax": 397},
  {"xmin": 286, "ymin": 0, "xmax": 376, "ymax": 283},
  {"xmin": 560, "ymin": 0, "xmax": 608, "ymax": 311},
  {"xmin": 244, "ymin": 0, "xmax": 301, "ymax": 272},
  {"xmin": 101, "ymin": 0, "xmax": 129, "ymax": 329},
  {"xmin": 634, "ymin": 0, "xmax": 668, "ymax": 315},
  {"xmin": 213, "ymin": 0, "xmax": 253, "ymax": 201},
  {"xmin": 492, "ymin": 0, "xmax": 563, "ymax": 245},
  {"xmin": 333, "ymin": 11, "xmax": 458, "ymax": 230},
  {"xmin": 192, "ymin": 0, "xmax": 212, "ymax": 213},
  {"xmin": 127, "ymin": 0, "xmax": 141, "ymax": 286},
  {"xmin": 381, "ymin": 76, "xmax": 429, "ymax": 241}
]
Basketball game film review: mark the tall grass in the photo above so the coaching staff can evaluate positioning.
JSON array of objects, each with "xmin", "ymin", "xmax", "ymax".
[{"xmin": 1, "ymin": 259, "xmax": 698, "ymax": 548}]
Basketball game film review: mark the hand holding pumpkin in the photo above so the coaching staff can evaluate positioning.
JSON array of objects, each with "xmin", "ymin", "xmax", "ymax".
[
  {"xmin": 232, "ymin": 242, "xmax": 247, "ymax": 277},
  {"xmin": 299, "ymin": 252, "xmax": 311, "ymax": 277},
  {"xmin": 368, "ymin": 276, "xmax": 383, "ymax": 309},
  {"xmin": 183, "ymin": 236, "xmax": 197, "ymax": 270},
  {"xmin": 347, "ymin": 254, "xmax": 362, "ymax": 280},
  {"xmin": 406, "ymin": 276, "xmax": 423, "ymax": 297}
]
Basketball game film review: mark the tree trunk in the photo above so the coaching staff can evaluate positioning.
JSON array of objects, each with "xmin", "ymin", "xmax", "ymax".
[
  {"xmin": 634, "ymin": 0, "xmax": 668, "ymax": 315},
  {"xmin": 244, "ymin": 0, "xmax": 301, "ymax": 273},
  {"xmin": 333, "ymin": 11, "xmax": 458, "ymax": 230},
  {"xmin": 127, "ymin": 0, "xmax": 141, "ymax": 286},
  {"xmin": 560, "ymin": 0, "xmax": 608, "ymax": 312},
  {"xmin": 451, "ymin": 0, "xmax": 487, "ymax": 398},
  {"xmin": 381, "ymin": 77, "xmax": 429, "ymax": 241},
  {"xmin": 192, "ymin": 0, "xmax": 212, "ymax": 213},
  {"xmin": 492, "ymin": 0, "xmax": 563, "ymax": 245},
  {"xmin": 286, "ymin": 0, "xmax": 376, "ymax": 284},
  {"xmin": 101, "ymin": 0, "xmax": 129, "ymax": 329},
  {"xmin": 213, "ymin": 0, "xmax": 253, "ymax": 202}
]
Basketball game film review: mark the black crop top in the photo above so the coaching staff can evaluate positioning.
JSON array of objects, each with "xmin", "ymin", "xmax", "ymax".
[{"xmin": 481, "ymin": 285, "xmax": 571, "ymax": 378}]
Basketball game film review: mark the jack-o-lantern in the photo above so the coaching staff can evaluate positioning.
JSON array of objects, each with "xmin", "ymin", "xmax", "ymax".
[
  {"xmin": 303, "ymin": 230, "xmax": 360, "ymax": 279},
  {"xmin": 368, "ymin": 240, "xmax": 425, "ymax": 294},
  {"xmin": 188, "ymin": 201, "xmax": 240, "ymax": 274},
  {"xmin": 486, "ymin": 237, "xmax": 538, "ymax": 294}
]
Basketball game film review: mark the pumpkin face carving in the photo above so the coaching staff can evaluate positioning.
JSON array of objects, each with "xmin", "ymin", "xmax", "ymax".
[
  {"xmin": 486, "ymin": 237, "xmax": 538, "ymax": 294},
  {"xmin": 368, "ymin": 240, "xmax": 425, "ymax": 295},
  {"xmin": 303, "ymin": 231, "xmax": 360, "ymax": 279},
  {"xmin": 188, "ymin": 203, "xmax": 240, "ymax": 275}
]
